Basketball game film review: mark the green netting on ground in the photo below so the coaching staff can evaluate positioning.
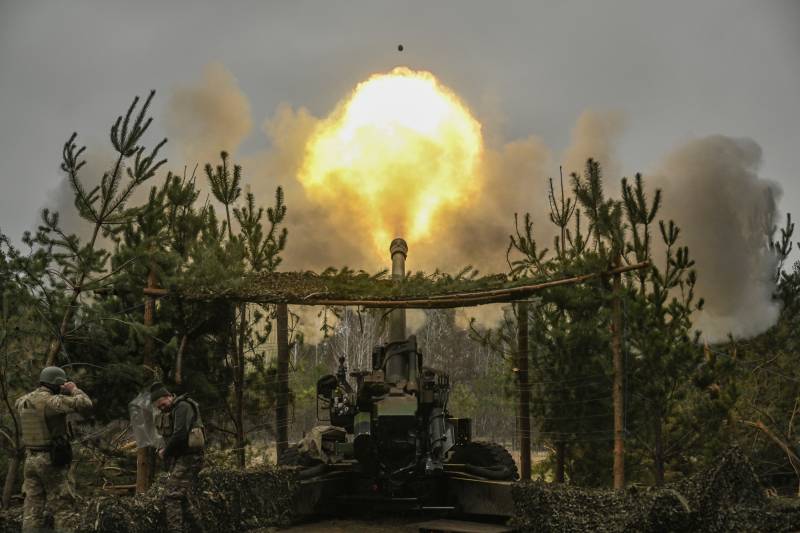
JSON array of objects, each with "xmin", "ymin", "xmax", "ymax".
[
  {"xmin": 0, "ymin": 509, "xmax": 20, "ymax": 533},
  {"xmin": 77, "ymin": 465, "xmax": 299, "ymax": 533},
  {"xmin": 2, "ymin": 448, "xmax": 798, "ymax": 532},
  {"xmin": 511, "ymin": 448, "xmax": 800, "ymax": 532},
  {"xmin": 0, "ymin": 465, "xmax": 298, "ymax": 533}
]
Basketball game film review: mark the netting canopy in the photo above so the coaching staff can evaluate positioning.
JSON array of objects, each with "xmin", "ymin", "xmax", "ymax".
[{"xmin": 145, "ymin": 263, "xmax": 648, "ymax": 308}]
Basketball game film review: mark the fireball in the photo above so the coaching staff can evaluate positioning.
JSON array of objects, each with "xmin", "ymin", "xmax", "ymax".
[{"xmin": 298, "ymin": 67, "xmax": 483, "ymax": 255}]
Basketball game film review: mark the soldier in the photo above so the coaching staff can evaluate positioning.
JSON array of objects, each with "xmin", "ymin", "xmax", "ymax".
[
  {"xmin": 15, "ymin": 366, "xmax": 92, "ymax": 533},
  {"xmin": 150, "ymin": 382, "xmax": 205, "ymax": 532}
]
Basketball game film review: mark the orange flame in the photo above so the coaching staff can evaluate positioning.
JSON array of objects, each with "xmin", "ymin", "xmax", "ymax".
[{"xmin": 298, "ymin": 67, "xmax": 483, "ymax": 255}]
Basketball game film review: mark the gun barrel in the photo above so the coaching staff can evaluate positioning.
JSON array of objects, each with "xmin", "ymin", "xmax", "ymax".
[{"xmin": 389, "ymin": 238, "xmax": 408, "ymax": 342}]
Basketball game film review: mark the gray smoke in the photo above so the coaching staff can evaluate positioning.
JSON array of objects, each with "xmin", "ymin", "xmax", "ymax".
[
  {"xmin": 562, "ymin": 110, "xmax": 625, "ymax": 183},
  {"xmin": 651, "ymin": 135, "xmax": 782, "ymax": 340},
  {"xmin": 166, "ymin": 62, "xmax": 253, "ymax": 166},
  {"xmin": 427, "ymin": 135, "xmax": 553, "ymax": 274},
  {"xmin": 44, "ymin": 146, "xmax": 120, "ymax": 242}
]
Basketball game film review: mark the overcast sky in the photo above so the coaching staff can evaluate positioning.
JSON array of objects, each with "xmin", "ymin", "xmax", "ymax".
[{"xmin": 1, "ymin": 0, "xmax": 799, "ymax": 250}]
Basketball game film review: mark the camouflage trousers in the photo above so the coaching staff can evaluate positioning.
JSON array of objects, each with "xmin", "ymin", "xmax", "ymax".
[
  {"xmin": 21, "ymin": 450, "xmax": 77, "ymax": 533},
  {"xmin": 164, "ymin": 454, "xmax": 204, "ymax": 532}
]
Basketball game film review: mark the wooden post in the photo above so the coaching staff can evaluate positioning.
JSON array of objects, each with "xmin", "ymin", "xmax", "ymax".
[
  {"xmin": 517, "ymin": 301, "xmax": 531, "ymax": 480},
  {"xmin": 1, "ymin": 291, "xmax": 21, "ymax": 508},
  {"xmin": 136, "ymin": 266, "xmax": 157, "ymax": 494},
  {"xmin": 555, "ymin": 441, "xmax": 566, "ymax": 483},
  {"xmin": 611, "ymin": 268, "xmax": 625, "ymax": 490},
  {"xmin": 2, "ymin": 454, "xmax": 20, "ymax": 508},
  {"xmin": 275, "ymin": 303, "xmax": 289, "ymax": 463}
]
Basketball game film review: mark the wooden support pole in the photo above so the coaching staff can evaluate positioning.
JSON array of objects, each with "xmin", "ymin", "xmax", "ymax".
[
  {"xmin": 1, "ymin": 291, "xmax": 21, "ymax": 509},
  {"xmin": 275, "ymin": 303, "xmax": 290, "ymax": 463},
  {"xmin": 517, "ymin": 301, "xmax": 531, "ymax": 481},
  {"xmin": 555, "ymin": 441, "xmax": 566, "ymax": 483},
  {"xmin": 2, "ymin": 454, "xmax": 20, "ymax": 509},
  {"xmin": 136, "ymin": 266, "xmax": 157, "ymax": 494},
  {"xmin": 611, "ymin": 268, "xmax": 625, "ymax": 490}
]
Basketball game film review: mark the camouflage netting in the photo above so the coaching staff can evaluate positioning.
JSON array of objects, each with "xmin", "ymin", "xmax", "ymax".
[
  {"xmin": 0, "ymin": 465, "xmax": 299, "ymax": 533},
  {"xmin": 177, "ymin": 269, "xmax": 516, "ymax": 303},
  {"xmin": 168, "ymin": 263, "xmax": 638, "ymax": 307},
  {"xmin": 511, "ymin": 448, "xmax": 800, "ymax": 532},
  {"xmin": 3, "ymin": 449, "xmax": 798, "ymax": 531},
  {"xmin": 0, "ymin": 508, "xmax": 20, "ymax": 533}
]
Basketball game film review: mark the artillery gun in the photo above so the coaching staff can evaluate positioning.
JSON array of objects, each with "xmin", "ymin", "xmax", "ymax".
[{"xmin": 281, "ymin": 239, "xmax": 517, "ymax": 515}]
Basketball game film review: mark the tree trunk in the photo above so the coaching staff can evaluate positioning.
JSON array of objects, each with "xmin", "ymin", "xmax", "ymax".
[
  {"xmin": 234, "ymin": 306, "xmax": 247, "ymax": 468},
  {"xmin": 611, "ymin": 267, "xmax": 625, "ymax": 490},
  {"xmin": 174, "ymin": 335, "xmax": 187, "ymax": 385},
  {"xmin": 136, "ymin": 266, "xmax": 157, "ymax": 494},
  {"xmin": 2, "ymin": 452, "xmax": 20, "ymax": 508},
  {"xmin": 517, "ymin": 302, "xmax": 531, "ymax": 480},
  {"xmin": 555, "ymin": 441, "xmax": 566, "ymax": 483},
  {"xmin": 653, "ymin": 417, "xmax": 665, "ymax": 485},
  {"xmin": 276, "ymin": 304, "xmax": 290, "ymax": 463}
]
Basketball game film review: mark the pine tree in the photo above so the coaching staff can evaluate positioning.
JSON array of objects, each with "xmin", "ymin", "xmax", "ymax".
[
  {"xmin": 27, "ymin": 91, "xmax": 167, "ymax": 366},
  {"xmin": 507, "ymin": 160, "xmax": 710, "ymax": 486}
]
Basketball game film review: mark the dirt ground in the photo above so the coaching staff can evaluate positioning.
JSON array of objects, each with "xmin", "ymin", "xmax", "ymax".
[
  {"xmin": 278, "ymin": 517, "xmax": 422, "ymax": 532},
  {"xmin": 277, "ymin": 516, "xmax": 512, "ymax": 532}
]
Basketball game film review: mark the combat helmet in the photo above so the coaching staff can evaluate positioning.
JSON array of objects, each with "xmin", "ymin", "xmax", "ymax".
[{"xmin": 39, "ymin": 366, "xmax": 67, "ymax": 387}]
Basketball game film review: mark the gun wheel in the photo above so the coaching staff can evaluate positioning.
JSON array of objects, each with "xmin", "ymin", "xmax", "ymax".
[{"xmin": 449, "ymin": 441, "xmax": 519, "ymax": 481}]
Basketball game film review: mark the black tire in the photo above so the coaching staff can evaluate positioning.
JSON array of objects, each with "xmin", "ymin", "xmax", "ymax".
[{"xmin": 449, "ymin": 441, "xmax": 519, "ymax": 481}]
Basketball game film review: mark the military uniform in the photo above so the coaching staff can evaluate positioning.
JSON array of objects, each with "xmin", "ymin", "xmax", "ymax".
[
  {"xmin": 159, "ymin": 394, "xmax": 205, "ymax": 532},
  {"xmin": 16, "ymin": 384, "xmax": 92, "ymax": 533}
]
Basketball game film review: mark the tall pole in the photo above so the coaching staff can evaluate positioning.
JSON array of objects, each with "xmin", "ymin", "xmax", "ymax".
[
  {"xmin": 276, "ymin": 303, "xmax": 289, "ymax": 462},
  {"xmin": 517, "ymin": 301, "xmax": 531, "ymax": 480},
  {"xmin": 611, "ymin": 268, "xmax": 625, "ymax": 490},
  {"xmin": 136, "ymin": 266, "xmax": 157, "ymax": 493},
  {"xmin": 1, "ymin": 292, "xmax": 21, "ymax": 508}
]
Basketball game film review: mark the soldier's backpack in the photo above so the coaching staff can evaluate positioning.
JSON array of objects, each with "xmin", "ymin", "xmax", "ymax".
[{"xmin": 176, "ymin": 396, "xmax": 205, "ymax": 450}]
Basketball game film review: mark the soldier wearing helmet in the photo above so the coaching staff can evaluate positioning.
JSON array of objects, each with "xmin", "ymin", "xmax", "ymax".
[{"xmin": 15, "ymin": 366, "xmax": 92, "ymax": 532}]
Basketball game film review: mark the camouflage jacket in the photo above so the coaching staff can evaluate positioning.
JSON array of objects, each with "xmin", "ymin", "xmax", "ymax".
[
  {"xmin": 15, "ymin": 386, "xmax": 92, "ymax": 448},
  {"xmin": 160, "ymin": 395, "xmax": 203, "ymax": 457}
]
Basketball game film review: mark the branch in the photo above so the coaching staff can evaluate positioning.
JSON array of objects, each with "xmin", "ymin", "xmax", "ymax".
[
  {"xmin": 205, "ymin": 422, "xmax": 237, "ymax": 436},
  {"xmin": 741, "ymin": 419, "xmax": 800, "ymax": 481}
]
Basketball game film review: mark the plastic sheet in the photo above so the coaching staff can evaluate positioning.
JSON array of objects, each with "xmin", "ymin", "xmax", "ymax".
[{"xmin": 128, "ymin": 391, "xmax": 162, "ymax": 449}]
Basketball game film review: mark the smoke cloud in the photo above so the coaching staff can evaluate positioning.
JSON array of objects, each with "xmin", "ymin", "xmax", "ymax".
[
  {"xmin": 165, "ymin": 63, "xmax": 786, "ymax": 341},
  {"xmin": 44, "ymin": 146, "xmax": 121, "ymax": 242},
  {"xmin": 427, "ymin": 136, "xmax": 553, "ymax": 274},
  {"xmin": 244, "ymin": 104, "xmax": 375, "ymax": 271},
  {"xmin": 562, "ymin": 110, "xmax": 625, "ymax": 182},
  {"xmin": 167, "ymin": 62, "xmax": 253, "ymax": 166},
  {"xmin": 652, "ymin": 136, "xmax": 782, "ymax": 340}
]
